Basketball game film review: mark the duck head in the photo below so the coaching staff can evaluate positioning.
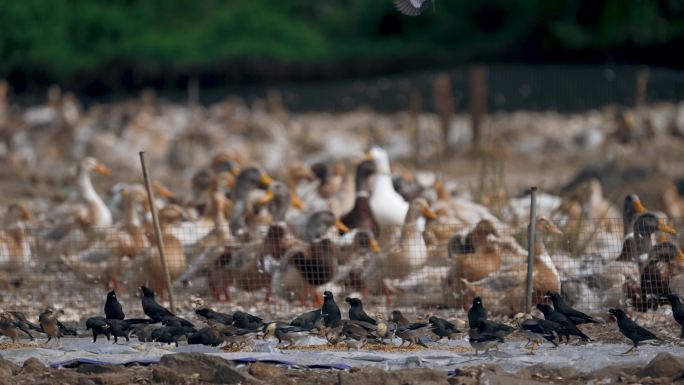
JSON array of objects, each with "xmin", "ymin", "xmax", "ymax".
[
  {"xmin": 352, "ymin": 230, "xmax": 380, "ymax": 253},
  {"xmin": 366, "ymin": 146, "xmax": 391, "ymax": 175},
  {"xmin": 355, "ymin": 160, "xmax": 376, "ymax": 193},
  {"xmin": 305, "ymin": 211, "xmax": 349, "ymax": 241},
  {"xmin": 633, "ymin": 212, "xmax": 677, "ymax": 237},
  {"xmin": 233, "ymin": 167, "xmax": 272, "ymax": 201},
  {"xmin": 78, "ymin": 157, "xmax": 110, "ymax": 177},
  {"xmin": 405, "ymin": 198, "xmax": 437, "ymax": 223}
]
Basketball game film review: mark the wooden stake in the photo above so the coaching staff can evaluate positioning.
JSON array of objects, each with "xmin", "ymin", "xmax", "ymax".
[
  {"xmin": 139, "ymin": 151, "xmax": 175, "ymax": 312},
  {"xmin": 525, "ymin": 187, "xmax": 538, "ymax": 314}
]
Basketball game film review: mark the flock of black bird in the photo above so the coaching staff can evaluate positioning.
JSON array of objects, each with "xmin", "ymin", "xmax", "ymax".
[{"xmin": 1, "ymin": 286, "xmax": 683, "ymax": 355}]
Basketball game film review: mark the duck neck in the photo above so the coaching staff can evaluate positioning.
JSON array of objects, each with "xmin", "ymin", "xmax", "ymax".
[{"xmin": 77, "ymin": 167, "xmax": 111, "ymax": 225}]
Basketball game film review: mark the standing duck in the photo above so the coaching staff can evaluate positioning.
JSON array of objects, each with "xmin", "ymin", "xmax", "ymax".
[
  {"xmin": 74, "ymin": 157, "xmax": 113, "ymax": 229},
  {"xmin": 367, "ymin": 146, "xmax": 408, "ymax": 228},
  {"xmin": 229, "ymin": 167, "xmax": 272, "ymax": 239},
  {"xmin": 639, "ymin": 242, "xmax": 684, "ymax": 310},
  {"xmin": 0, "ymin": 203, "xmax": 33, "ymax": 279},
  {"xmin": 341, "ymin": 159, "xmax": 378, "ymax": 237}
]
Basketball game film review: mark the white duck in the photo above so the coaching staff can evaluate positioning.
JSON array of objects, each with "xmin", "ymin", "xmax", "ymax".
[{"xmin": 367, "ymin": 146, "xmax": 408, "ymax": 227}]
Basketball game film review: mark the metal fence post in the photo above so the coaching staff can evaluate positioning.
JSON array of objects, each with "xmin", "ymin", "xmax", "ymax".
[
  {"xmin": 525, "ymin": 186, "xmax": 538, "ymax": 314},
  {"xmin": 139, "ymin": 151, "xmax": 175, "ymax": 312}
]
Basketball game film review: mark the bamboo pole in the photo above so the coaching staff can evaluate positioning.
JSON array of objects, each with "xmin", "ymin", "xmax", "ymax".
[
  {"xmin": 139, "ymin": 151, "xmax": 175, "ymax": 312},
  {"xmin": 525, "ymin": 187, "xmax": 538, "ymax": 314}
]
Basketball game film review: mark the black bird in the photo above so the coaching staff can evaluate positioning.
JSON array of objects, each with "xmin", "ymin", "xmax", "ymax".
[
  {"xmin": 232, "ymin": 311, "xmax": 263, "ymax": 330},
  {"xmin": 290, "ymin": 308, "xmax": 321, "ymax": 330},
  {"xmin": 57, "ymin": 321, "xmax": 78, "ymax": 336},
  {"xmin": 104, "ymin": 290, "xmax": 124, "ymax": 320},
  {"xmin": 390, "ymin": 310, "xmax": 410, "ymax": 326},
  {"xmin": 468, "ymin": 321, "xmax": 505, "ymax": 355},
  {"xmin": 321, "ymin": 291, "xmax": 341, "ymax": 327},
  {"xmin": 665, "ymin": 293, "xmax": 684, "ymax": 338},
  {"xmin": 152, "ymin": 326, "xmax": 195, "ymax": 347},
  {"xmin": 195, "ymin": 307, "xmax": 233, "ymax": 325},
  {"xmin": 346, "ymin": 297, "xmax": 376, "ymax": 325},
  {"xmin": 106, "ymin": 319, "xmax": 134, "ymax": 343},
  {"xmin": 393, "ymin": 0, "xmax": 432, "ymax": 16},
  {"xmin": 468, "ymin": 297, "xmax": 488, "ymax": 328},
  {"xmin": 85, "ymin": 316, "xmax": 110, "ymax": 343},
  {"xmin": 428, "ymin": 316, "xmax": 460, "ymax": 340},
  {"xmin": 140, "ymin": 286, "xmax": 174, "ymax": 323},
  {"xmin": 536, "ymin": 304, "xmax": 590, "ymax": 342},
  {"xmin": 545, "ymin": 291, "xmax": 601, "ymax": 325},
  {"xmin": 609, "ymin": 308, "xmax": 660, "ymax": 354},
  {"xmin": 520, "ymin": 318, "xmax": 561, "ymax": 350},
  {"xmin": 160, "ymin": 315, "xmax": 194, "ymax": 328},
  {"xmin": 188, "ymin": 326, "xmax": 224, "ymax": 347}
]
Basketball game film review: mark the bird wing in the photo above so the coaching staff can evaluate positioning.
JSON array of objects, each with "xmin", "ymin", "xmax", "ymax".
[{"xmin": 393, "ymin": 0, "xmax": 426, "ymax": 16}]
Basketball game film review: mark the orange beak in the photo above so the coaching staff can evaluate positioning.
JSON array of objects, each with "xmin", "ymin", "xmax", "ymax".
[
  {"xmin": 677, "ymin": 249, "xmax": 684, "ymax": 263},
  {"xmin": 364, "ymin": 152, "xmax": 374, "ymax": 161},
  {"xmin": 632, "ymin": 199, "xmax": 647, "ymax": 214},
  {"xmin": 230, "ymin": 166, "xmax": 240, "ymax": 177},
  {"xmin": 153, "ymin": 181, "xmax": 175, "ymax": 199},
  {"xmin": 657, "ymin": 219, "xmax": 677, "ymax": 236},
  {"xmin": 93, "ymin": 162, "xmax": 111, "ymax": 176},
  {"xmin": 370, "ymin": 238, "xmax": 380, "ymax": 253},
  {"xmin": 422, "ymin": 206, "xmax": 437, "ymax": 220},
  {"xmin": 257, "ymin": 189, "xmax": 274, "ymax": 205},
  {"xmin": 260, "ymin": 172, "xmax": 273, "ymax": 186},
  {"xmin": 335, "ymin": 218, "xmax": 350, "ymax": 234},
  {"xmin": 291, "ymin": 194, "xmax": 305, "ymax": 210}
]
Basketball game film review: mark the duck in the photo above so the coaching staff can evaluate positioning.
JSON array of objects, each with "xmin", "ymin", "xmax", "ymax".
[
  {"xmin": 447, "ymin": 219, "xmax": 502, "ymax": 282},
  {"xmin": 115, "ymin": 186, "xmax": 151, "ymax": 259},
  {"xmin": 623, "ymin": 194, "xmax": 648, "ymax": 237},
  {"xmin": 459, "ymin": 216, "xmax": 563, "ymax": 314},
  {"xmin": 333, "ymin": 229, "xmax": 381, "ymax": 295},
  {"xmin": 73, "ymin": 157, "xmax": 113, "ymax": 229},
  {"xmin": 271, "ymin": 210, "xmax": 348, "ymax": 305},
  {"xmin": 0, "ymin": 203, "xmax": 33, "ymax": 277},
  {"xmin": 340, "ymin": 159, "xmax": 379, "ymax": 237},
  {"xmin": 190, "ymin": 152, "xmax": 240, "ymax": 216},
  {"xmin": 362, "ymin": 198, "xmax": 436, "ymax": 301},
  {"xmin": 366, "ymin": 146, "xmax": 409, "ymax": 227},
  {"xmin": 631, "ymin": 212, "xmax": 677, "ymax": 265},
  {"xmin": 639, "ymin": 242, "xmax": 684, "ymax": 310},
  {"xmin": 229, "ymin": 167, "xmax": 272, "ymax": 239}
]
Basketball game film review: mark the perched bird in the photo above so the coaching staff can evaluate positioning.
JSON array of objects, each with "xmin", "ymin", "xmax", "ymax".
[
  {"xmin": 664, "ymin": 293, "xmax": 684, "ymax": 338},
  {"xmin": 195, "ymin": 307, "xmax": 233, "ymax": 326},
  {"xmin": 290, "ymin": 309, "xmax": 321, "ymax": 331},
  {"xmin": 321, "ymin": 291, "xmax": 342, "ymax": 327},
  {"xmin": 429, "ymin": 316, "xmax": 460, "ymax": 340},
  {"xmin": 390, "ymin": 310, "xmax": 410, "ymax": 326},
  {"xmin": 609, "ymin": 308, "xmax": 660, "ymax": 354},
  {"xmin": 140, "ymin": 286, "xmax": 174, "ymax": 323},
  {"xmin": 106, "ymin": 319, "xmax": 134, "ymax": 343},
  {"xmin": 232, "ymin": 311, "xmax": 263, "ymax": 330},
  {"xmin": 536, "ymin": 304, "xmax": 590, "ymax": 342},
  {"xmin": 346, "ymin": 297, "xmax": 376, "ymax": 325},
  {"xmin": 39, "ymin": 306, "xmax": 61, "ymax": 343},
  {"xmin": 104, "ymin": 290, "xmax": 124, "ymax": 320},
  {"xmin": 468, "ymin": 297, "xmax": 488, "ymax": 328},
  {"xmin": 545, "ymin": 291, "xmax": 601, "ymax": 325},
  {"xmin": 85, "ymin": 316, "xmax": 110, "ymax": 343},
  {"xmin": 393, "ymin": 0, "xmax": 433, "ymax": 16},
  {"xmin": 264, "ymin": 323, "xmax": 310, "ymax": 347},
  {"xmin": 519, "ymin": 318, "xmax": 561, "ymax": 351},
  {"xmin": 188, "ymin": 326, "xmax": 224, "ymax": 347}
]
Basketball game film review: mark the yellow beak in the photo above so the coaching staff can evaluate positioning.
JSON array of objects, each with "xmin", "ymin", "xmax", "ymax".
[
  {"xmin": 632, "ymin": 199, "xmax": 647, "ymax": 214},
  {"xmin": 364, "ymin": 152, "xmax": 374, "ymax": 161},
  {"xmin": 422, "ymin": 207, "xmax": 437, "ymax": 220},
  {"xmin": 260, "ymin": 172, "xmax": 273, "ymax": 186},
  {"xmin": 657, "ymin": 219, "xmax": 677, "ymax": 235},
  {"xmin": 677, "ymin": 249, "xmax": 684, "ymax": 262},
  {"xmin": 230, "ymin": 166, "xmax": 240, "ymax": 177},
  {"xmin": 257, "ymin": 189, "xmax": 274, "ymax": 205},
  {"xmin": 291, "ymin": 194, "xmax": 305, "ymax": 210},
  {"xmin": 93, "ymin": 163, "xmax": 111, "ymax": 176},
  {"xmin": 335, "ymin": 218, "xmax": 350, "ymax": 234},
  {"xmin": 153, "ymin": 181, "xmax": 175, "ymax": 198},
  {"xmin": 370, "ymin": 238, "xmax": 380, "ymax": 253}
]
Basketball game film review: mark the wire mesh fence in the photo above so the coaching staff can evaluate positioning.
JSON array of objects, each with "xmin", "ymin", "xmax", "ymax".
[{"xmin": 1, "ymin": 208, "xmax": 681, "ymax": 319}]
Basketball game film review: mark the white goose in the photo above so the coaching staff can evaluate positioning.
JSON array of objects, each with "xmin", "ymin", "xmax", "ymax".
[{"xmin": 367, "ymin": 146, "xmax": 408, "ymax": 227}]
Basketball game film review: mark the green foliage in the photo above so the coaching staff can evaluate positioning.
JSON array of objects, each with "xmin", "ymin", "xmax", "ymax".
[{"xmin": 0, "ymin": 0, "xmax": 683, "ymax": 78}]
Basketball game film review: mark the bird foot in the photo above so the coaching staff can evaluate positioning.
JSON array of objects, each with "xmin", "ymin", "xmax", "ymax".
[{"xmin": 622, "ymin": 347, "xmax": 637, "ymax": 355}]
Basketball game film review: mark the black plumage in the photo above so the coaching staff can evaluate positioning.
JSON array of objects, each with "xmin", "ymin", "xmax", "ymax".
[
  {"xmin": 104, "ymin": 290, "xmax": 125, "ymax": 320},
  {"xmin": 195, "ymin": 307, "xmax": 233, "ymax": 325},
  {"xmin": 428, "ymin": 316, "xmax": 460, "ymax": 339},
  {"xmin": 290, "ymin": 308, "xmax": 321, "ymax": 330},
  {"xmin": 106, "ymin": 319, "xmax": 133, "ymax": 343},
  {"xmin": 467, "ymin": 297, "xmax": 488, "ymax": 328},
  {"xmin": 140, "ymin": 286, "xmax": 174, "ymax": 323},
  {"xmin": 468, "ymin": 321, "xmax": 505, "ymax": 355},
  {"xmin": 665, "ymin": 293, "xmax": 684, "ymax": 338},
  {"xmin": 161, "ymin": 315, "xmax": 194, "ymax": 328},
  {"xmin": 346, "ymin": 297, "xmax": 376, "ymax": 325},
  {"xmin": 520, "ymin": 318, "xmax": 561, "ymax": 348},
  {"xmin": 152, "ymin": 326, "xmax": 195, "ymax": 347},
  {"xmin": 85, "ymin": 316, "xmax": 110, "ymax": 343},
  {"xmin": 188, "ymin": 326, "xmax": 224, "ymax": 346},
  {"xmin": 232, "ymin": 311, "xmax": 263, "ymax": 330},
  {"xmin": 321, "ymin": 291, "xmax": 341, "ymax": 327},
  {"xmin": 609, "ymin": 308, "xmax": 660, "ymax": 353},
  {"xmin": 545, "ymin": 291, "xmax": 600, "ymax": 325},
  {"xmin": 536, "ymin": 304, "xmax": 590, "ymax": 342},
  {"xmin": 390, "ymin": 310, "xmax": 410, "ymax": 326}
]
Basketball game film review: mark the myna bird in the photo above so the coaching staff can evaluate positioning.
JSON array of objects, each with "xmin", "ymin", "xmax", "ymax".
[
  {"xmin": 342, "ymin": 322, "xmax": 370, "ymax": 349},
  {"xmin": 104, "ymin": 290, "xmax": 125, "ymax": 320},
  {"xmin": 321, "ymin": 291, "xmax": 341, "ymax": 327},
  {"xmin": 519, "ymin": 318, "xmax": 561, "ymax": 352},
  {"xmin": 195, "ymin": 307, "xmax": 233, "ymax": 326},
  {"xmin": 140, "ymin": 286, "xmax": 174, "ymax": 323},
  {"xmin": 6, "ymin": 311, "xmax": 40, "ymax": 338},
  {"xmin": 468, "ymin": 321, "xmax": 505, "ymax": 356},
  {"xmin": 375, "ymin": 314, "xmax": 395, "ymax": 340},
  {"xmin": 467, "ymin": 297, "xmax": 488, "ymax": 328},
  {"xmin": 0, "ymin": 310, "xmax": 22, "ymax": 342},
  {"xmin": 395, "ymin": 324, "xmax": 435, "ymax": 348},
  {"xmin": 536, "ymin": 304, "xmax": 590, "ymax": 342},
  {"xmin": 393, "ymin": 0, "xmax": 433, "ymax": 16},
  {"xmin": 188, "ymin": 326, "xmax": 224, "ymax": 347},
  {"xmin": 346, "ymin": 297, "xmax": 376, "ymax": 325},
  {"xmin": 545, "ymin": 291, "xmax": 601, "ymax": 325},
  {"xmin": 232, "ymin": 311, "xmax": 263, "ymax": 330},
  {"xmin": 264, "ymin": 323, "xmax": 310, "ymax": 347},
  {"xmin": 38, "ymin": 306, "xmax": 61, "ymax": 344},
  {"xmin": 106, "ymin": 319, "xmax": 134, "ymax": 343},
  {"xmin": 85, "ymin": 316, "xmax": 110, "ymax": 343},
  {"xmin": 428, "ymin": 316, "xmax": 460, "ymax": 340},
  {"xmin": 290, "ymin": 308, "xmax": 321, "ymax": 331},
  {"xmin": 390, "ymin": 310, "xmax": 410, "ymax": 326},
  {"xmin": 609, "ymin": 308, "xmax": 660, "ymax": 354},
  {"xmin": 664, "ymin": 293, "xmax": 684, "ymax": 338}
]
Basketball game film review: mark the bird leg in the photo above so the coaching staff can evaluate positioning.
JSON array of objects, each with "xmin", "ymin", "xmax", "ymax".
[
  {"xmin": 382, "ymin": 286, "xmax": 392, "ymax": 306},
  {"xmin": 623, "ymin": 345, "xmax": 637, "ymax": 355},
  {"xmin": 312, "ymin": 292, "xmax": 323, "ymax": 307},
  {"xmin": 222, "ymin": 287, "xmax": 231, "ymax": 302}
]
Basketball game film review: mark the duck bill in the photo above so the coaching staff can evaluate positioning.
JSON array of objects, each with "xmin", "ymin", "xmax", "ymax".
[
  {"xmin": 657, "ymin": 219, "xmax": 677, "ymax": 235},
  {"xmin": 257, "ymin": 189, "xmax": 274, "ymax": 205},
  {"xmin": 370, "ymin": 239, "xmax": 381, "ymax": 253},
  {"xmin": 632, "ymin": 199, "xmax": 647, "ymax": 214},
  {"xmin": 153, "ymin": 181, "xmax": 175, "ymax": 198},
  {"xmin": 290, "ymin": 194, "xmax": 305, "ymax": 210},
  {"xmin": 335, "ymin": 218, "xmax": 350, "ymax": 234},
  {"xmin": 677, "ymin": 249, "xmax": 684, "ymax": 263},
  {"xmin": 364, "ymin": 152, "xmax": 374, "ymax": 161},
  {"xmin": 230, "ymin": 166, "xmax": 240, "ymax": 177},
  {"xmin": 259, "ymin": 172, "xmax": 273, "ymax": 187},
  {"xmin": 93, "ymin": 163, "xmax": 111, "ymax": 176},
  {"xmin": 422, "ymin": 207, "xmax": 437, "ymax": 220},
  {"xmin": 19, "ymin": 206, "xmax": 33, "ymax": 222}
]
